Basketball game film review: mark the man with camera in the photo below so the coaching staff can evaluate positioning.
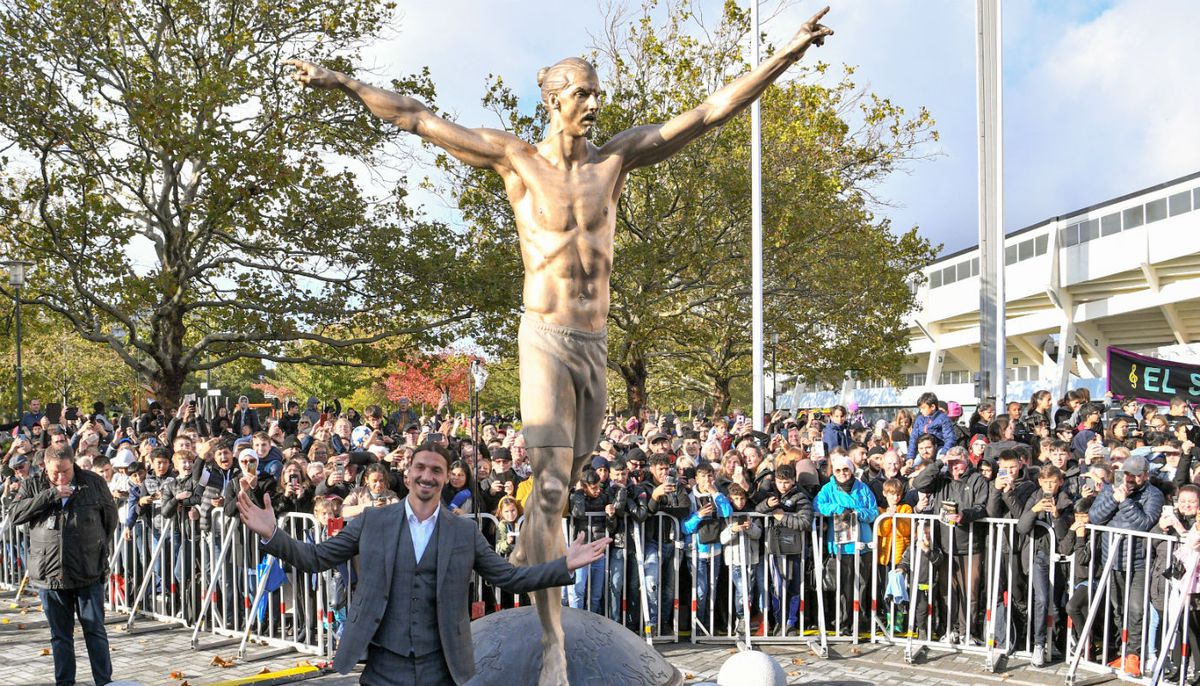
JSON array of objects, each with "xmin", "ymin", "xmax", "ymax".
[
  {"xmin": 755, "ymin": 463, "xmax": 813, "ymax": 635},
  {"xmin": 568, "ymin": 469, "xmax": 615, "ymax": 614},
  {"xmin": 1088, "ymin": 454, "xmax": 1163, "ymax": 676},
  {"xmin": 11, "ymin": 443, "xmax": 118, "ymax": 686},
  {"xmin": 604, "ymin": 459, "xmax": 638, "ymax": 626},
  {"xmin": 638, "ymin": 453, "xmax": 691, "ymax": 633},
  {"xmin": 681, "ymin": 463, "xmax": 731, "ymax": 632}
]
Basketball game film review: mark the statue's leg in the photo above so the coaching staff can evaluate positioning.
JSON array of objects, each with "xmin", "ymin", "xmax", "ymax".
[{"xmin": 513, "ymin": 446, "xmax": 589, "ymax": 685}]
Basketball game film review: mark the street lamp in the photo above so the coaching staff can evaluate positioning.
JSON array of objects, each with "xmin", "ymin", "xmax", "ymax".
[{"xmin": 2, "ymin": 260, "xmax": 33, "ymax": 421}]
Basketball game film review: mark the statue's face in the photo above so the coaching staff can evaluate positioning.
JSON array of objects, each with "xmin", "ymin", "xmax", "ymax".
[{"xmin": 550, "ymin": 68, "xmax": 602, "ymax": 137}]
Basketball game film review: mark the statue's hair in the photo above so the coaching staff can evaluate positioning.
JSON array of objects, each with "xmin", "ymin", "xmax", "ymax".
[{"xmin": 536, "ymin": 57, "xmax": 596, "ymax": 108}]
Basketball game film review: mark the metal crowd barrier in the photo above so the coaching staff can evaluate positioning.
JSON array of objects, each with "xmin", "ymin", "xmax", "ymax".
[
  {"xmin": 686, "ymin": 511, "xmax": 827, "ymax": 657},
  {"xmin": 865, "ymin": 513, "xmax": 1058, "ymax": 672},
  {"xmin": 1064, "ymin": 523, "xmax": 1193, "ymax": 685},
  {"xmin": 9, "ymin": 489, "xmax": 1192, "ymax": 678},
  {"xmin": 559, "ymin": 511, "xmax": 682, "ymax": 643},
  {"xmin": 188, "ymin": 511, "xmax": 334, "ymax": 657},
  {"xmin": 0, "ymin": 504, "xmax": 29, "ymax": 592}
]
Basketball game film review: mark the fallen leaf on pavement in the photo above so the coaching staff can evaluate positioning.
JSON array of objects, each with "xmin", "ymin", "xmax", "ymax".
[
  {"xmin": 296, "ymin": 659, "xmax": 312, "ymax": 668},
  {"xmin": 169, "ymin": 670, "xmax": 186, "ymax": 679},
  {"xmin": 791, "ymin": 658, "xmax": 806, "ymax": 665},
  {"xmin": 210, "ymin": 655, "xmax": 235, "ymax": 668},
  {"xmin": 788, "ymin": 671, "xmax": 801, "ymax": 677},
  {"xmin": 39, "ymin": 648, "xmax": 50, "ymax": 656},
  {"xmin": 258, "ymin": 667, "xmax": 271, "ymax": 674}
]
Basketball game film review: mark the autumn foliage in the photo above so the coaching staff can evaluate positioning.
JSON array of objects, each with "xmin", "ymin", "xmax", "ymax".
[{"xmin": 382, "ymin": 353, "xmax": 478, "ymax": 408}]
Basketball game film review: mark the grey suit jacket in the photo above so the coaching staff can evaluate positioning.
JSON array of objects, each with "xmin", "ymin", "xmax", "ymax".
[{"xmin": 262, "ymin": 502, "xmax": 572, "ymax": 684}]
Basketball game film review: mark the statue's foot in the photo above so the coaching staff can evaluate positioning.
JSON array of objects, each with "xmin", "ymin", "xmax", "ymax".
[{"xmin": 537, "ymin": 637, "xmax": 568, "ymax": 686}]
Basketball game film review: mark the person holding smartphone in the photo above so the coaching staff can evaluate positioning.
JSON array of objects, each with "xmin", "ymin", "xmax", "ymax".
[{"xmin": 1016, "ymin": 464, "xmax": 1074, "ymax": 667}]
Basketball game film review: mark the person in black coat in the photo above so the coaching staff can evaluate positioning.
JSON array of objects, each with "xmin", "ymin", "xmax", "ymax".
[{"xmin": 10, "ymin": 444, "xmax": 118, "ymax": 686}]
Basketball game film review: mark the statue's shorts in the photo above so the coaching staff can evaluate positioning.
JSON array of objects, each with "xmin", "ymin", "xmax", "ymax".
[{"xmin": 518, "ymin": 314, "xmax": 607, "ymax": 457}]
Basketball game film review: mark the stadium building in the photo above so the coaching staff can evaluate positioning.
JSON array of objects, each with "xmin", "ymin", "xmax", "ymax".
[{"xmin": 777, "ymin": 171, "xmax": 1200, "ymax": 413}]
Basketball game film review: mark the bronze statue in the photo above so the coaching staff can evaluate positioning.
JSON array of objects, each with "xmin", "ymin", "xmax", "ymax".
[{"xmin": 285, "ymin": 6, "xmax": 833, "ymax": 684}]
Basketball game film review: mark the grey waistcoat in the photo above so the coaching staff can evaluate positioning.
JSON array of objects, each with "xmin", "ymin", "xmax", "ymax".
[{"xmin": 373, "ymin": 515, "xmax": 440, "ymax": 657}]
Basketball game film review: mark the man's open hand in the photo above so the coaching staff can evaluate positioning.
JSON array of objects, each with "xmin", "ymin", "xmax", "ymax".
[
  {"xmin": 236, "ymin": 483, "xmax": 276, "ymax": 540},
  {"xmin": 564, "ymin": 532, "xmax": 611, "ymax": 572},
  {"xmin": 284, "ymin": 59, "xmax": 342, "ymax": 89}
]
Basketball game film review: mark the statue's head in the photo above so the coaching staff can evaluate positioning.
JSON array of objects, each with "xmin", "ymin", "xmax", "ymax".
[{"xmin": 537, "ymin": 57, "xmax": 602, "ymax": 137}]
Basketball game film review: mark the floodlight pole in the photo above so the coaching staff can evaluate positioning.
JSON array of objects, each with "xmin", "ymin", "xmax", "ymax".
[
  {"xmin": 976, "ymin": 0, "xmax": 1006, "ymax": 408},
  {"xmin": 750, "ymin": 0, "xmax": 765, "ymax": 429}
]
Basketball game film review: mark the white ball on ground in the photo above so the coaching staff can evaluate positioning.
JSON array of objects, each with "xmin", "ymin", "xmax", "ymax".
[{"xmin": 716, "ymin": 650, "xmax": 786, "ymax": 686}]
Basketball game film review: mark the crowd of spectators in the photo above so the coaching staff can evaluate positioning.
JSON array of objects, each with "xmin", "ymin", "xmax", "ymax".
[{"xmin": 3, "ymin": 387, "xmax": 1200, "ymax": 680}]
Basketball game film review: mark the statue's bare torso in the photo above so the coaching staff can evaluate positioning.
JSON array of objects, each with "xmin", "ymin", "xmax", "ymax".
[{"xmin": 505, "ymin": 143, "xmax": 621, "ymax": 332}]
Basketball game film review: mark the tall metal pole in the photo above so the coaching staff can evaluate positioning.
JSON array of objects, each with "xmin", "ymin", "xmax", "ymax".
[
  {"xmin": 750, "ymin": 0, "xmax": 765, "ymax": 430},
  {"xmin": 976, "ymin": 0, "xmax": 1006, "ymax": 408},
  {"xmin": 13, "ymin": 283, "xmax": 24, "ymax": 420}
]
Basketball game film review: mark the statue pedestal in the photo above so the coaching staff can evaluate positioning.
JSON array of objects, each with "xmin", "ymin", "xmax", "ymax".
[{"xmin": 468, "ymin": 606, "xmax": 683, "ymax": 686}]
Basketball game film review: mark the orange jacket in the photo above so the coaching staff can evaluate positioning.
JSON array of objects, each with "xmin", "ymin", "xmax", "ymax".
[{"xmin": 876, "ymin": 504, "xmax": 913, "ymax": 565}]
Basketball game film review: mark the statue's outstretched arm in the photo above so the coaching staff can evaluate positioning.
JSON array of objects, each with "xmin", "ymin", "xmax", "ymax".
[
  {"xmin": 285, "ymin": 59, "xmax": 531, "ymax": 171},
  {"xmin": 602, "ymin": 6, "xmax": 833, "ymax": 172}
]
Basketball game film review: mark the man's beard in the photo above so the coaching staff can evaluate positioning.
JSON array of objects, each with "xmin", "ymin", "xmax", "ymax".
[{"xmin": 412, "ymin": 480, "xmax": 439, "ymax": 501}]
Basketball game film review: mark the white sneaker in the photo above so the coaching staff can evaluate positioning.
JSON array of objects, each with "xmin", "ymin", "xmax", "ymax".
[{"xmin": 1032, "ymin": 645, "xmax": 1045, "ymax": 668}]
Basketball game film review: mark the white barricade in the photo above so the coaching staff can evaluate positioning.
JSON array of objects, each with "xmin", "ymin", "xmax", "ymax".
[{"xmin": 1064, "ymin": 523, "xmax": 1190, "ymax": 685}]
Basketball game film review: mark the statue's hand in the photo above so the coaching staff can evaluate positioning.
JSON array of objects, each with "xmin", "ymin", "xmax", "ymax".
[
  {"xmin": 283, "ymin": 58, "xmax": 341, "ymax": 90},
  {"xmin": 788, "ymin": 6, "xmax": 834, "ymax": 54}
]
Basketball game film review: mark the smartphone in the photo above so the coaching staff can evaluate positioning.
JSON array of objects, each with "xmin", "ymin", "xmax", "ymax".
[
  {"xmin": 1164, "ymin": 505, "xmax": 1175, "ymax": 520},
  {"xmin": 326, "ymin": 517, "xmax": 345, "ymax": 536},
  {"xmin": 697, "ymin": 494, "xmax": 713, "ymax": 509},
  {"xmin": 998, "ymin": 467, "xmax": 1010, "ymax": 479},
  {"xmin": 334, "ymin": 462, "xmax": 345, "ymax": 476},
  {"xmin": 185, "ymin": 393, "xmax": 197, "ymax": 405}
]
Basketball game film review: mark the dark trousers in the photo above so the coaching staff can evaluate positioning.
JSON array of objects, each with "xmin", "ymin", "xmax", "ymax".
[
  {"xmin": 39, "ymin": 580, "xmax": 112, "ymax": 686},
  {"xmin": 936, "ymin": 552, "xmax": 982, "ymax": 638},
  {"xmin": 362, "ymin": 644, "xmax": 453, "ymax": 685},
  {"xmin": 1109, "ymin": 566, "xmax": 1147, "ymax": 658}
]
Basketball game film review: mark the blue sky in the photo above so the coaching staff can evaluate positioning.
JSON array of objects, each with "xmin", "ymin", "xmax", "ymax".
[{"xmin": 359, "ymin": 0, "xmax": 1200, "ymax": 256}]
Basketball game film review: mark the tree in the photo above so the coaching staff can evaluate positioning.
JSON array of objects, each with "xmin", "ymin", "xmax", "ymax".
[
  {"xmin": 0, "ymin": 0, "xmax": 490, "ymax": 408},
  {"xmin": 444, "ymin": 0, "xmax": 938, "ymax": 415},
  {"xmin": 382, "ymin": 352, "xmax": 475, "ymax": 414},
  {"xmin": 0, "ymin": 308, "xmax": 129, "ymax": 412}
]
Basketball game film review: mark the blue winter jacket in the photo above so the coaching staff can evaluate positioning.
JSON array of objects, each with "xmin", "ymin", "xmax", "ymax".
[
  {"xmin": 682, "ymin": 491, "xmax": 733, "ymax": 558},
  {"xmin": 1088, "ymin": 480, "xmax": 1164, "ymax": 571},
  {"xmin": 814, "ymin": 479, "xmax": 878, "ymax": 554},
  {"xmin": 908, "ymin": 409, "xmax": 957, "ymax": 460}
]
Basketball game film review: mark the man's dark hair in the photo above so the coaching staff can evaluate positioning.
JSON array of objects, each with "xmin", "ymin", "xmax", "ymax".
[
  {"xmin": 916, "ymin": 433, "xmax": 938, "ymax": 447},
  {"xmin": 413, "ymin": 441, "xmax": 452, "ymax": 466},
  {"xmin": 648, "ymin": 454, "xmax": 671, "ymax": 468},
  {"xmin": 831, "ymin": 404, "xmax": 847, "ymax": 417},
  {"xmin": 91, "ymin": 454, "xmax": 111, "ymax": 469},
  {"xmin": 364, "ymin": 404, "xmax": 383, "ymax": 419},
  {"xmin": 996, "ymin": 449, "xmax": 1021, "ymax": 464},
  {"xmin": 917, "ymin": 392, "xmax": 939, "ymax": 409},
  {"xmin": 215, "ymin": 438, "xmax": 236, "ymax": 454},
  {"xmin": 695, "ymin": 463, "xmax": 714, "ymax": 477},
  {"xmin": 148, "ymin": 447, "xmax": 169, "ymax": 462},
  {"xmin": 1049, "ymin": 439, "xmax": 1070, "ymax": 453},
  {"xmin": 44, "ymin": 443, "xmax": 74, "ymax": 463}
]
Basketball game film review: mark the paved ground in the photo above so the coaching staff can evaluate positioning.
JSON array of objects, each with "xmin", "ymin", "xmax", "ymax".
[{"xmin": 0, "ymin": 590, "xmax": 1099, "ymax": 685}]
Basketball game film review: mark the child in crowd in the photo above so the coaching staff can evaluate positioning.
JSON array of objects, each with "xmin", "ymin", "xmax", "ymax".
[
  {"xmin": 494, "ymin": 496, "xmax": 524, "ymax": 609},
  {"xmin": 877, "ymin": 478, "xmax": 913, "ymax": 632},
  {"xmin": 720, "ymin": 484, "xmax": 762, "ymax": 634}
]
